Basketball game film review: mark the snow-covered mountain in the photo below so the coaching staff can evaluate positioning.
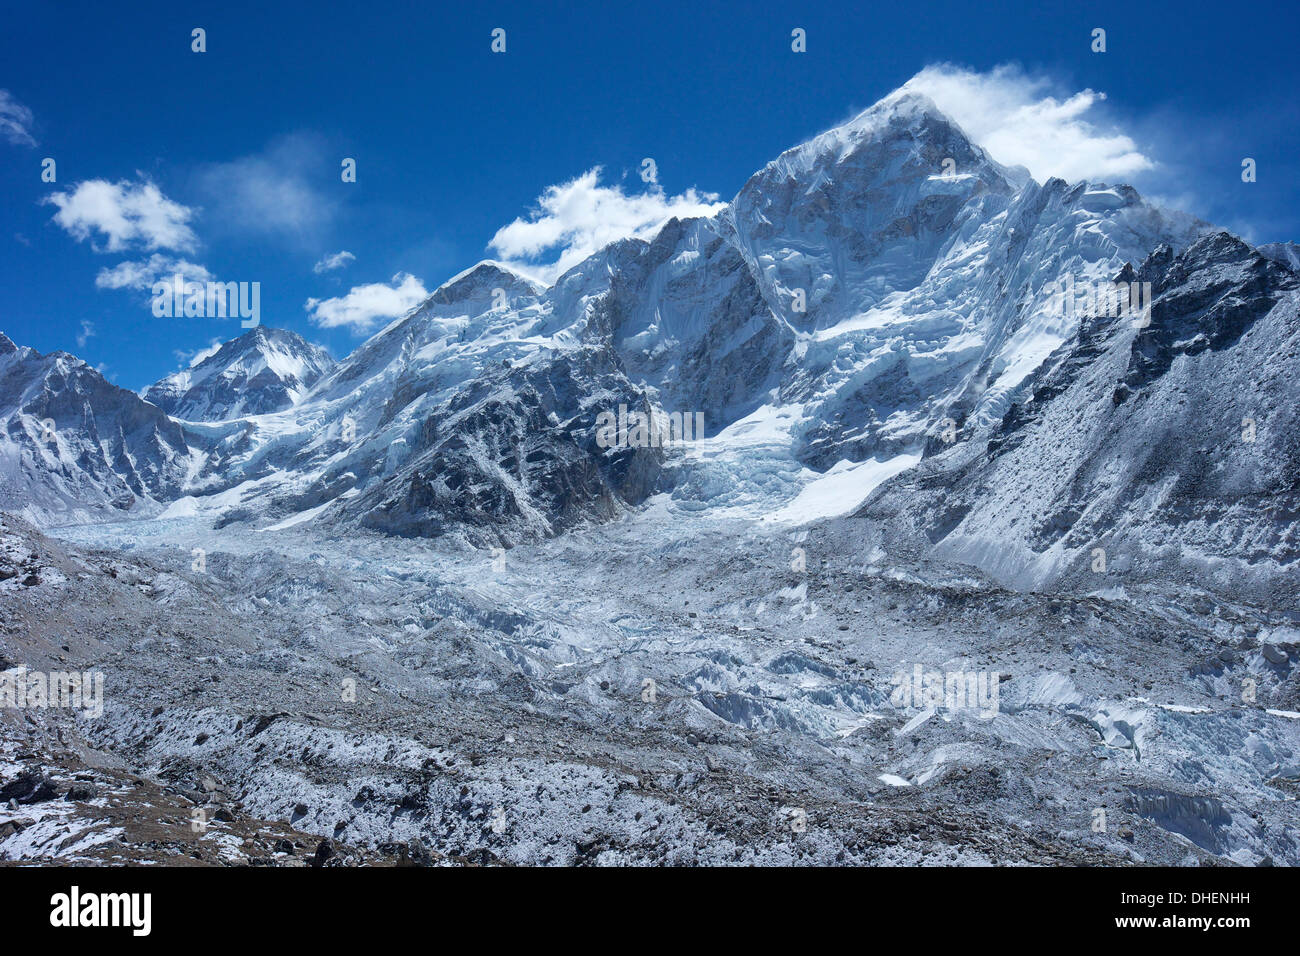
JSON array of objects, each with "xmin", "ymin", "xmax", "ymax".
[
  {"xmin": 142, "ymin": 326, "xmax": 335, "ymax": 421},
  {"xmin": 6, "ymin": 83, "xmax": 1300, "ymax": 870},
  {"xmin": 857, "ymin": 232, "xmax": 1300, "ymax": 600},
  {"xmin": 0, "ymin": 333, "xmax": 194, "ymax": 525},
  {"xmin": 5, "ymin": 86, "xmax": 1296, "ymax": 593},
  {"xmin": 722, "ymin": 92, "xmax": 1205, "ymax": 469}
]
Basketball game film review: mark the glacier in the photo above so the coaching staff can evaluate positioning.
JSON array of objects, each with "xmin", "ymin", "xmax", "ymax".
[{"xmin": 2, "ymin": 85, "xmax": 1298, "ymax": 867}]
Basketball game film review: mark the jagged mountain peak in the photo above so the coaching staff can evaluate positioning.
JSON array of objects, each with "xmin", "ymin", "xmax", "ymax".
[
  {"xmin": 4, "ymin": 82, "xmax": 1286, "ymax": 609},
  {"xmin": 429, "ymin": 260, "xmax": 546, "ymax": 305},
  {"xmin": 142, "ymin": 325, "xmax": 335, "ymax": 422},
  {"xmin": 0, "ymin": 333, "xmax": 193, "ymax": 523},
  {"xmin": 234, "ymin": 325, "xmax": 304, "ymax": 346},
  {"xmin": 751, "ymin": 86, "xmax": 1012, "ymax": 190},
  {"xmin": 725, "ymin": 89, "xmax": 1030, "ymax": 331},
  {"xmin": 1146, "ymin": 230, "xmax": 1290, "ymax": 294},
  {"xmin": 139, "ymin": 81, "xmax": 1217, "ymax": 546},
  {"xmin": 0, "ymin": 337, "xmax": 95, "ymax": 374}
]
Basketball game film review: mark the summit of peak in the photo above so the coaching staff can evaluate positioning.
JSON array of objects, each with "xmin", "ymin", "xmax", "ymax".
[
  {"xmin": 143, "ymin": 325, "xmax": 335, "ymax": 421},
  {"xmin": 750, "ymin": 85, "xmax": 991, "ymax": 190},
  {"xmin": 863, "ymin": 87, "xmax": 948, "ymax": 121},
  {"xmin": 826, "ymin": 86, "xmax": 965, "ymax": 140},
  {"xmin": 430, "ymin": 261, "xmax": 545, "ymax": 306},
  {"xmin": 195, "ymin": 326, "xmax": 330, "ymax": 369},
  {"xmin": 807, "ymin": 87, "xmax": 959, "ymax": 146}
]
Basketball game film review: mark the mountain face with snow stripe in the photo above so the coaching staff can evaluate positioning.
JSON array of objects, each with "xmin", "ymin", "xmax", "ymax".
[
  {"xmin": 4, "ymin": 84, "xmax": 1296, "ymax": 596},
  {"xmin": 726, "ymin": 91, "xmax": 1027, "ymax": 331},
  {"xmin": 855, "ymin": 232, "xmax": 1300, "ymax": 598},
  {"xmin": 142, "ymin": 326, "xmax": 335, "ymax": 422},
  {"xmin": 183, "ymin": 263, "xmax": 669, "ymax": 545},
  {"xmin": 0, "ymin": 333, "xmax": 195, "ymax": 524},
  {"xmin": 720, "ymin": 93, "xmax": 1206, "ymax": 470}
]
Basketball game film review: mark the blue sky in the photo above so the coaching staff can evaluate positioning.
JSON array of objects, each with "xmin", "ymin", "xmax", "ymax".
[{"xmin": 2, "ymin": 0, "xmax": 1298, "ymax": 391}]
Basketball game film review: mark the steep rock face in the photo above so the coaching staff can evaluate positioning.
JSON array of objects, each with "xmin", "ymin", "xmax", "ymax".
[
  {"xmin": 187, "ymin": 264, "xmax": 669, "ymax": 546},
  {"xmin": 583, "ymin": 217, "xmax": 792, "ymax": 428},
  {"xmin": 341, "ymin": 352, "xmax": 665, "ymax": 545},
  {"xmin": 143, "ymin": 326, "xmax": 335, "ymax": 421},
  {"xmin": 677, "ymin": 92, "xmax": 1207, "ymax": 474},
  {"xmin": 855, "ymin": 233, "xmax": 1300, "ymax": 598},
  {"xmin": 727, "ymin": 91, "xmax": 1026, "ymax": 328},
  {"xmin": 0, "ymin": 334, "xmax": 193, "ymax": 523}
]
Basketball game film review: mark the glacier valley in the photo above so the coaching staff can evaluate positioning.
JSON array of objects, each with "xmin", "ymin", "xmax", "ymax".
[{"xmin": 1, "ymin": 87, "xmax": 1297, "ymax": 867}]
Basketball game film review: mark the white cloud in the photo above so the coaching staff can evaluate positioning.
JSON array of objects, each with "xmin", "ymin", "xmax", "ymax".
[
  {"xmin": 188, "ymin": 341, "xmax": 223, "ymax": 367},
  {"xmin": 313, "ymin": 250, "xmax": 355, "ymax": 274},
  {"xmin": 195, "ymin": 134, "xmax": 334, "ymax": 241},
  {"xmin": 45, "ymin": 178, "xmax": 198, "ymax": 252},
  {"xmin": 46, "ymin": 179, "xmax": 217, "ymax": 308},
  {"xmin": 169, "ymin": 339, "xmax": 221, "ymax": 369},
  {"xmin": 305, "ymin": 272, "xmax": 428, "ymax": 332},
  {"xmin": 76, "ymin": 320, "xmax": 94, "ymax": 348},
  {"xmin": 899, "ymin": 64, "xmax": 1154, "ymax": 184},
  {"xmin": 488, "ymin": 168, "xmax": 727, "ymax": 283},
  {"xmin": 95, "ymin": 254, "xmax": 213, "ymax": 291},
  {"xmin": 0, "ymin": 90, "xmax": 36, "ymax": 147}
]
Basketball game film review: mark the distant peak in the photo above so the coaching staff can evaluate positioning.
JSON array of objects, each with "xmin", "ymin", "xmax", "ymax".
[
  {"xmin": 430, "ymin": 260, "xmax": 544, "ymax": 306},
  {"xmin": 211, "ymin": 326, "xmax": 326, "ymax": 359},
  {"xmin": 233, "ymin": 325, "xmax": 290, "ymax": 344},
  {"xmin": 143, "ymin": 324, "xmax": 334, "ymax": 421}
]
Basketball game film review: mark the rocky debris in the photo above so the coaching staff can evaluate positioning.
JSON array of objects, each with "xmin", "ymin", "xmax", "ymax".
[
  {"xmin": 0, "ymin": 772, "xmax": 58, "ymax": 806},
  {"xmin": 0, "ymin": 727, "xmax": 464, "ymax": 867},
  {"xmin": 1262, "ymin": 644, "xmax": 1291, "ymax": 666},
  {"xmin": 3, "ymin": 510, "xmax": 1295, "ymax": 867},
  {"xmin": 310, "ymin": 839, "xmax": 334, "ymax": 867}
]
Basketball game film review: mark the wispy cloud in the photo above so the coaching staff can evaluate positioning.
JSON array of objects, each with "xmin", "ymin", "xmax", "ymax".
[
  {"xmin": 173, "ymin": 338, "xmax": 223, "ymax": 369},
  {"xmin": 313, "ymin": 250, "xmax": 355, "ymax": 274},
  {"xmin": 305, "ymin": 272, "xmax": 428, "ymax": 332},
  {"xmin": 488, "ymin": 167, "xmax": 727, "ymax": 283},
  {"xmin": 45, "ymin": 178, "xmax": 198, "ymax": 253},
  {"xmin": 76, "ymin": 320, "xmax": 95, "ymax": 348},
  {"xmin": 0, "ymin": 90, "xmax": 36, "ymax": 147},
  {"xmin": 899, "ymin": 64, "xmax": 1154, "ymax": 184},
  {"xmin": 195, "ymin": 133, "xmax": 335, "ymax": 243}
]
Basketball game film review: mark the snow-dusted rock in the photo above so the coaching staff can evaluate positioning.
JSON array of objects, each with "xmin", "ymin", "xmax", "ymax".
[
  {"xmin": 0, "ymin": 333, "xmax": 193, "ymax": 524},
  {"xmin": 143, "ymin": 326, "xmax": 335, "ymax": 421}
]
